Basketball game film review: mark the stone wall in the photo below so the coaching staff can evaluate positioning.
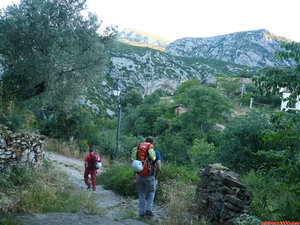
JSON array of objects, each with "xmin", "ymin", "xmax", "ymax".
[
  {"xmin": 195, "ymin": 163, "xmax": 251, "ymax": 225},
  {"xmin": 0, "ymin": 124, "xmax": 45, "ymax": 173}
]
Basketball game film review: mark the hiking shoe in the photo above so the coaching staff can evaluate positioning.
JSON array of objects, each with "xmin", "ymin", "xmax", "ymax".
[
  {"xmin": 145, "ymin": 210, "xmax": 153, "ymax": 217},
  {"xmin": 139, "ymin": 214, "xmax": 144, "ymax": 218},
  {"xmin": 92, "ymin": 187, "xmax": 96, "ymax": 191},
  {"xmin": 87, "ymin": 186, "xmax": 91, "ymax": 190}
]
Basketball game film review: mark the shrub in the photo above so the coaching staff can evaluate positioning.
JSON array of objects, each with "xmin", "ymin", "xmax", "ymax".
[
  {"xmin": 0, "ymin": 213, "xmax": 18, "ymax": 225},
  {"xmin": 97, "ymin": 164, "xmax": 137, "ymax": 197},
  {"xmin": 156, "ymin": 164, "xmax": 199, "ymax": 202},
  {"xmin": 98, "ymin": 163, "xmax": 199, "ymax": 200},
  {"xmin": 188, "ymin": 138, "xmax": 216, "ymax": 168},
  {"xmin": 241, "ymin": 170, "xmax": 299, "ymax": 221},
  {"xmin": 0, "ymin": 163, "xmax": 98, "ymax": 215},
  {"xmin": 0, "ymin": 101, "xmax": 38, "ymax": 132},
  {"xmin": 217, "ymin": 111, "xmax": 271, "ymax": 173}
]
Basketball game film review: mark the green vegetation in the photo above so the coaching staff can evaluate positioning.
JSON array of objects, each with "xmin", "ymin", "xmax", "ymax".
[
  {"xmin": 0, "ymin": 0, "xmax": 116, "ymax": 104},
  {"xmin": 98, "ymin": 163, "xmax": 199, "ymax": 199},
  {"xmin": 0, "ymin": 162, "xmax": 98, "ymax": 223},
  {"xmin": 0, "ymin": 0, "xmax": 299, "ymax": 222}
]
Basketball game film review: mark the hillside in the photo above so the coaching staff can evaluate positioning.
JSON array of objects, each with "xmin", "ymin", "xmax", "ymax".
[
  {"xmin": 107, "ymin": 42, "xmax": 253, "ymax": 95},
  {"xmin": 165, "ymin": 29, "xmax": 295, "ymax": 68}
]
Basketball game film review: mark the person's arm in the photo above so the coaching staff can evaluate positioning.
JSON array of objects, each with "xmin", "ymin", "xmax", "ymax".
[{"xmin": 155, "ymin": 160, "xmax": 161, "ymax": 180}]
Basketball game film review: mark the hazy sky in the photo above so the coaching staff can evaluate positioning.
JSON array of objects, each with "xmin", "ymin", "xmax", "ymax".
[{"xmin": 1, "ymin": 0, "xmax": 300, "ymax": 42}]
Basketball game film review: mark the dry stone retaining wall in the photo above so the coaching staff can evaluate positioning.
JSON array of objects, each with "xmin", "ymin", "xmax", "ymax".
[
  {"xmin": 0, "ymin": 124, "xmax": 45, "ymax": 172},
  {"xmin": 196, "ymin": 163, "xmax": 251, "ymax": 225}
]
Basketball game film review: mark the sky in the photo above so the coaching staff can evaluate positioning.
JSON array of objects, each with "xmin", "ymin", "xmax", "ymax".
[{"xmin": 1, "ymin": 0, "xmax": 300, "ymax": 42}]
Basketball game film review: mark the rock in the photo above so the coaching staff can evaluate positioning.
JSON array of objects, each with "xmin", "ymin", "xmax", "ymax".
[
  {"xmin": 224, "ymin": 195, "xmax": 244, "ymax": 208},
  {"xmin": 195, "ymin": 164, "xmax": 251, "ymax": 224},
  {"xmin": 0, "ymin": 123, "xmax": 45, "ymax": 172},
  {"xmin": 221, "ymin": 186, "xmax": 235, "ymax": 195},
  {"xmin": 0, "ymin": 138, "xmax": 7, "ymax": 147},
  {"xmin": 222, "ymin": 177, "xmax": 245, "ymax": 189},
  {"xmin": 224, "ymin": 202, "xmax": 242, "ymax": 212}
]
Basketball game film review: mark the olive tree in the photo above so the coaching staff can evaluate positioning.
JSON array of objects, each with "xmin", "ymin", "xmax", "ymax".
[{"xmin": 0, "ymin": 0, "xmax": 116, "ymax": 107}]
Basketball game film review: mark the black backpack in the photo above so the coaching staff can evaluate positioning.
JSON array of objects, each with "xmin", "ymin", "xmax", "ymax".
[{"xmin": 89, "ymin": 154, "xmax": 101, "ymax": 169}]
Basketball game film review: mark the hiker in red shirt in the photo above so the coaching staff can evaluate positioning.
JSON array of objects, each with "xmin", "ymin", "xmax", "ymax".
[{"xmin": 84, "ymin": 147, "xmax": 100, "ymax": 191}]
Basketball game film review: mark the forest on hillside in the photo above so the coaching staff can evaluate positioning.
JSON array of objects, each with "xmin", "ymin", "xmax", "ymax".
[{"xmin": 0, "ymin": 0, "xmax": 299, "ymax": 224}]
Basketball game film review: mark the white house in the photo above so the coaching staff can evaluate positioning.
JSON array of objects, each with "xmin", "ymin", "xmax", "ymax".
[{"xmin": 280, "ymin": 88, "xmax": 300, "ymax": 111}]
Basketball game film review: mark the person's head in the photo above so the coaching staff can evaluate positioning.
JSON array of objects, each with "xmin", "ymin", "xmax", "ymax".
[
  {"xmin": 145, "ymin": 136, "xmax": 155, "ymax": 144},
  {"xmin": 89, "ymin": 147, "xmax": 94, "ymax": 153}
]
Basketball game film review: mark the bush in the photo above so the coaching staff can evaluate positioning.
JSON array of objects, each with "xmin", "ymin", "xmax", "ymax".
[
  {"xmin": 188, "ymin": 138, "xmax": 216, "ymax": 168},
  {"xmin": 97, "ymin": 164, "xmax": 137, "ymax": 196},
  {"xmin": 157, "ymin": 164, "xmax": 199, "ymax": 202},
  {"xmin": 241, "ymin": 170, "xmax": 299, "ymax": 221},
  {"xmin": 0, "ymin": 213, "xmax": 18, "ymax": 225},
  {"xmin": 97, "ymin": 130, "xmax": 117, "ymax": 159},
  {"xmin": 0, "ymin": 163, "xmax": 98, "ymax": 215},
  {"xmin": 217, "ymin": 111, "xmax": 271, "ymax": 173},
  {"xmin": 0, "ymin": 101, "xmax": 38, "ymax": 132},
  {"xmin": 98, "ymin": 163, "xmax": 199, "ymax": 200}
]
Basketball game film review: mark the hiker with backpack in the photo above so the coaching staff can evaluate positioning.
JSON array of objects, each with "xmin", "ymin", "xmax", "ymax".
[
  {"xmin": 84, "ymin": 147, "xmax": 101, "ymax": 191},
  {"xmin": 131, "ymin": 136, "xmax": 162, "ymax": 218}
]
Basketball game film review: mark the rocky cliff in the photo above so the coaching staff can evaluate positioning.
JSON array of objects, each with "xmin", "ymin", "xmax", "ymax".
[
  {"xmin": 108, "ymin": 42, "xmax": 252, "ymax": 96},
  {"xmin": 166, "ymin": 29, "xmax": 294, "ymax": 68}
]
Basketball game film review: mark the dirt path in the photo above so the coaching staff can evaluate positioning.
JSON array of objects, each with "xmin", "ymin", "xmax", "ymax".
[{"xmin": 16, "ymin": 152, "xmax": 164, "ymax": 225}]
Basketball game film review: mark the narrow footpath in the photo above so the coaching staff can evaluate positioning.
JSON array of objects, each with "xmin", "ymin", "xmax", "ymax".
[{"xmin": 16, "ymin": 152, "xmax": 164, "ymax": 225}]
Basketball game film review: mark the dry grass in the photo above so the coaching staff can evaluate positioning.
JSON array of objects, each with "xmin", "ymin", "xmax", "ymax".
[
  {"xmin": 44, "ymin": 138, "xmax": 110, "ymax": 168},
  {"xmin": 0, "ymin": 163, "xmax": 98, "ymax": 216},
  {"xmin": 44, "ymin": 138, "xmax": 85, "ymax": 159},
  {"xmin": 160, "ymin": 180, "xmax": 208, "ymax": 225}
]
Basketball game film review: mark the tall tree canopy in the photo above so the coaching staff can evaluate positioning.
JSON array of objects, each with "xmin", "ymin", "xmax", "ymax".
[{"xmin": 0, "ymin": 0, "xmax": 116, "ymax": 105}]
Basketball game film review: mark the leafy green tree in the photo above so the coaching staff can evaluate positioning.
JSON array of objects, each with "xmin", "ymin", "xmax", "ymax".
[
  {"xmin": 122, "ymin": 90, "xmax": 175, "ymax": 137},
  {"xmin": 174, "ymin": 84, "xmax": 231, "ymax": 142},
  {"xmin": 257, "ymin": 111, "xmax": 300, "ymax": 180},
  {"xmin": 188, "ymin": 138, "xmax": 216, "ymax": 168},
  {"xmin": 0, "ymin": 0, "xmax": 116, "ymax": 106},
  {"xmin": 156, "ymin": 131, "xmax": 189, "ymax": 165},
  {"xmin": 217, "ymin": 111, "xmax": 271, "ymax": 173},
  {"xmin": 216, "ymin": 77, "xmax": 241, "ymax": 97},
  {"xmin": 121, "ymin": 90, "xmax": 143, "ymax": 111}
]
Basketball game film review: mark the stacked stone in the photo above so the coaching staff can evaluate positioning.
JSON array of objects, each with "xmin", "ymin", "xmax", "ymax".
[
  {"xmin": 0, "ymin": 124, "xmax": 45, "ymax": 172},
  {"xmin": 195, "ymin": 163, "xmax": 251, "ymax": 225}
]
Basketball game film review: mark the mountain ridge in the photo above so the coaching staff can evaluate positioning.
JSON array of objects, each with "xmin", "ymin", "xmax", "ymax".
[
  {"xmin": 119, "ymin": 28, "xmax": 295, "ymax": 68},
  {"xmin": 165, "ymin": 29, "xmax": 294, "ymax": 68}
]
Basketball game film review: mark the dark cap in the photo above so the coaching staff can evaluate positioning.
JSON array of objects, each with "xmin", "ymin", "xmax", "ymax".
[{"xmin": 89, "ymin": 147, "xmax": 94, "ymax": 153}]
